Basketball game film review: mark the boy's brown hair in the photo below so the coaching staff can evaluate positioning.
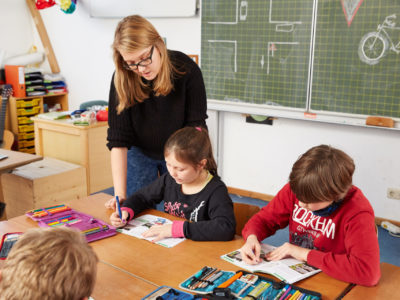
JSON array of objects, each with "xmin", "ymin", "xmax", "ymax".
[
  {"xmin": 0, "ymin": 227, "xmax": 98, "ymax": 300},
  {"xmin": 164, "ymin": 127, "xmax": 218, "ymax": 176},
  {"xmin": 289, "ymin": 145, "xmax": 355, "ymax": 203}
]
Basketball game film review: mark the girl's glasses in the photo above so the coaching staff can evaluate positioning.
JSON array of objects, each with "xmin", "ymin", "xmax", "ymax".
[{"xmin": 123, "ymin": 46, "xmax": 154, "ymax": 71}]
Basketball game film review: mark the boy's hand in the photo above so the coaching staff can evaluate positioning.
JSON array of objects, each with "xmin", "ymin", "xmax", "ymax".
[
  {"xmin": 265, "ymin": 242, "xmax": 311, "ymax": 262},
  {"xmin": 142, "ymin": 224, "xmax": 172, "ymax": 242},
  {"xmin": 109, "ymin": 211, "xmax": 128, "ymax": 228},
  {"xmin": 105, "ymin": 196, "xmax": 124, "ymax": 210},
  {"xmin": 240, "ymin": 234, "xmax": 261, "ymax": 265}
]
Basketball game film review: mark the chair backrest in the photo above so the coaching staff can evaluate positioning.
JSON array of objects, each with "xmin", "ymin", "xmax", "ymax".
[
  {"xmin": 79, "ymin": 100, "xmax": 108, "ymax": 110},
  {"xmin": 233, "ymin": 202, "xmax": 261, "ymax": 236}
]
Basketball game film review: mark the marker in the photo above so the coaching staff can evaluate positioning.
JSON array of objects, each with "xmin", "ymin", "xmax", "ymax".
[
  {"xmin": 288, "ymin": 290, "xmax": 300, "ymax": 300},
  {"xmin": 116, "ymin": 196, "xmax": 122, "ymax": 219},
  {"xmin": 218, "ymin": 271, "xmax": 243, "ymax": 288},
  {"xmin": 279, "ymin": 285, "xmax": 292, "ymax": 300}
]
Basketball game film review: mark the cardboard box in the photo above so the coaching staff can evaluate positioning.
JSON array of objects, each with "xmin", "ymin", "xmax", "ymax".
[{"xmin": 1, "ymin": 157, "xmax": 87, "ymax": 218}]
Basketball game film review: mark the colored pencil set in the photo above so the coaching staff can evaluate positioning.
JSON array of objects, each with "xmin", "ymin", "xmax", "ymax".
[
  {"xmin": 179, "ymin": 266, "xmax": 322, "ymax": 299},
  {"xmin": 28, "ymin": 204, "xmax": 71, "ymax": 218},
  {"xmin": 25, "ymin": 205, "xmax": 117, "ymax": 242},
  {"xmin": 44, "ymin": 215, "xmax": 81, "ymax": 227},
  {"xmin": 81, "ymin": 225, "xmax": 109, "ymax": 236}
]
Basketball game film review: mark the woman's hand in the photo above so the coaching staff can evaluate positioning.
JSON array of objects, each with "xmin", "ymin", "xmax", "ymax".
[
  {"xmin": 142, "ymin": 224, "xmax": 173, "ymax": 242},
  {"xmin": 110, "ymin": 210, "xmax": 128, "ymax": 228},
  {"xmin": 240, "ymin": 234, "xmax": 262, "ymax": 265},
  {"xmin": 105, "ymin": 196, "xmax": 124, "ymax": 210},
  {"xmin": 265, "ymin": 242, "xmax": 310, "ymax": 262}
]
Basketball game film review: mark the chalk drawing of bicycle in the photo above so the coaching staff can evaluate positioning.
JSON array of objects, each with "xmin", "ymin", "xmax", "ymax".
[{"xmin": 358, "ymin": 14, "xmax": 400, "ymax": 65}]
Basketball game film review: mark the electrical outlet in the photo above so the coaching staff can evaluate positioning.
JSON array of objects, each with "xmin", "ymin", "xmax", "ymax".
[{"xmin": 387, "ymin": 188, "xmax": 400, "ymax": 200}]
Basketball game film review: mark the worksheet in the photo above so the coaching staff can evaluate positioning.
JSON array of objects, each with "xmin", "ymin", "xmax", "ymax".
[{"xmin": 117, "ymin": 214, "xmax": 185, "ymax": 248}]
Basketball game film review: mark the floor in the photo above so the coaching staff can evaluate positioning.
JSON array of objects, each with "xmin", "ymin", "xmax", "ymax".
[{"xmin": 99, "ymin": 187, "xmax": 400, "ymax": 267}]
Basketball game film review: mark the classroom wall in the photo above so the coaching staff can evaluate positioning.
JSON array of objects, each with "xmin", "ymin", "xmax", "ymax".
[{"xmin": 2, "ymin": 1, "xmax": 400, "ymax": 221}]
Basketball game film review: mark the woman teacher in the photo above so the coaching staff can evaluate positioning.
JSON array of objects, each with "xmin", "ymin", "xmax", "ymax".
[{"xmin": 105, "ymin": 15, "xmax": 207, "ymax": 208}]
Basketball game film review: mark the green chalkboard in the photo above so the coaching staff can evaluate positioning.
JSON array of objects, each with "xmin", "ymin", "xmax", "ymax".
[{"xmin": 201, "ymin": 0, "xmax": 400, "ymax": 119}]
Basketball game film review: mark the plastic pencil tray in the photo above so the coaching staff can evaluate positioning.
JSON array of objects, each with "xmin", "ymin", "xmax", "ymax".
[
  {"xmin": 26, "ymin": 207, "xmax": 116, "ymax": 243},
  {"xmin": 179, "ymin": 267, "xmax": 322, "ymax": 299}
]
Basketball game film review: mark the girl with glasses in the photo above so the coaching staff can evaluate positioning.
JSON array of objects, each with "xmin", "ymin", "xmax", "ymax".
[{"xmin": 105, "ymin": 15, "xmax": 208, "ymax": 210}]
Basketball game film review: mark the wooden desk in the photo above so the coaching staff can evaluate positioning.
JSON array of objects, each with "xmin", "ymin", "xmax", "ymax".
[
  {"xmin": 344, "ymin": 263, "xmax": 400, "ymax": 299},
  {"xmin": 94, "ymin": 263, "xmax": 157, "ymax": 299},
  {"xmin": 0, "ymin": 214, "xmax": 157, "ymax": 300},
  {"xmin": 7, "ymin": 193, "xmax": 351, "ymax": 300},
  {"xmin": 0, "ymin": 149, "xmax": 42, "ymax": 220},
  {"xmin": 32, "ymin": 118, "xmax": 112, "ymax": 194},
  {"xmin": 0, "ymin": 149, "xmax": 41, "ymax": 173}
]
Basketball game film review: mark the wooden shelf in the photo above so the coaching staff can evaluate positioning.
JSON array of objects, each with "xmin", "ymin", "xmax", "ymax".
[{"xmin": 8, "ymin": 93, "xmax": 68, "ymax": 153}]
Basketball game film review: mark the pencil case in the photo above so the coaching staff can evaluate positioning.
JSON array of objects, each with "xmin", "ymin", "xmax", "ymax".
[
  {"xmin": 142, "ymin": 285, "xmax": 193, "ymax": 300},
  {"xmin": 179, "ymin": 266, "xmax": 322, "ymax": 299},
  {"xmin": 25, "ymin": 204, "xmax": 116, "ymax": 243}
]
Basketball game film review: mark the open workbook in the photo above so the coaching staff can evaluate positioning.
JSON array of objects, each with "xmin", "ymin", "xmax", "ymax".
[
  {"xmin": 116, "ymin": 214, "xmax": 185, "ymax": 248},
  {"xmin": 221, "ymin": 243, "xmax": 320, "ymax": 284}
]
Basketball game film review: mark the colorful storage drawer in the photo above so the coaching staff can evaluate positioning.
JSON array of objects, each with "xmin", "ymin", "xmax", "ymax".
[
  {"xmin": 18, "ymin": 132, "xmax": 35, "ymax": 140},
  {"xmin": 17, "ymin": 106, "xmax": 40, "ymax": 116},
  {"xmin": 17, "ymin": 116, "xmax": 34, "ymax": 125},
  {"xmin": 16, "ymin": 98, "xmax": 40, "ymax": 108},
  {"xmin": 18, "ymin": 124, "xmax": 35, "ymax": 133}
]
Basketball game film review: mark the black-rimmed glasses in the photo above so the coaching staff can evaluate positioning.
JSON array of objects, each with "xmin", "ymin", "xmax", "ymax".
[{"xmin": 123, "ymin": 46, "xmax": 154, "ymax": 71}]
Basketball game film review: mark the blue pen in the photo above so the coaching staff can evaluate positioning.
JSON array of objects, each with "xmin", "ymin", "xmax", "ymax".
[{"xmin": 116, "ymin": 196, "xmax": 122, "ymax": 219}]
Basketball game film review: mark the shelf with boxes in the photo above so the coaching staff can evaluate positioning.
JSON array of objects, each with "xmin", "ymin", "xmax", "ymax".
[{"xmin": 8, "ymin": 93, "xmax": 68, "ymax": 153}]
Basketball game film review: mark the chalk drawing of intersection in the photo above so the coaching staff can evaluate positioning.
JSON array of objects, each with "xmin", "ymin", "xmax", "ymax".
[{"xmin": 267, "ymin": 42, "xmax": 299, "ymax": 74}]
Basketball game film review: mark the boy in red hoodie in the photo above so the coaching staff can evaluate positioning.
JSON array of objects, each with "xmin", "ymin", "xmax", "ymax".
[{"xmin": 241, "ymin": 145, "xmax": 380, "ymax": 286}]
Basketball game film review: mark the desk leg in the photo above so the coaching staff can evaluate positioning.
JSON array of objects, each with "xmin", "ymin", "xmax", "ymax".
[{"xmin": 0, "ymin": 175, "xmax": 7, "ymax": 220}]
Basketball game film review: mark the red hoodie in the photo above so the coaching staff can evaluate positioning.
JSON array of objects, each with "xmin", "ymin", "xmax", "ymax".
[{"xmin": 242, "ymin": 183, "xmax": 380, "ymax": 286}]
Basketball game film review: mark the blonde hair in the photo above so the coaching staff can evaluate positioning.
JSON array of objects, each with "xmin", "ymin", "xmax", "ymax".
[
  {"xmin": 0, "ymin": 227, "xmax": 98, "ymax": 300},
  {"xmin": 112, "ymin": 15, "xmax": 176, "ymax": 114},
  {"xmin": 164, "ymin": 127, "xmax": 218, "ymax": 176},
  {"xmin": 289, "ymin": 145, "xmax": 355, "ymax": 203}
]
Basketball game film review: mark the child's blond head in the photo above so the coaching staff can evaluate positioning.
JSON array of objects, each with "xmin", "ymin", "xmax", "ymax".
[
  {"xmin": 289, "ymin": 145, "xmax": 355, "ymax": 203},
  {"xmin": 0, "ymin": 227, "xmax": 98, "ymax": 300}
]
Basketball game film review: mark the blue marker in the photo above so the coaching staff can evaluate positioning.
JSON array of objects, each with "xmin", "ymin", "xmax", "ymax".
[{"xmin": 116, "ymin": 196, "xmax": 122, "ymax": 219}]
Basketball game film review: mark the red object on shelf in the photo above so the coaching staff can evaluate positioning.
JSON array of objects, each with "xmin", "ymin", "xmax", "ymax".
[{"xmin": 96, "ymin": 110, "xmax": 108, "ymax": 121}]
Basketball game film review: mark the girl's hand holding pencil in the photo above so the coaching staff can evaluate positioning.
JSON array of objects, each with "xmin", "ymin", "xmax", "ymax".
[
  {"xmin": 110, "ymin": 196, "xmax": 128, "ymax": 227},
  {"xmin": 110, "ymin": 211, "xmax": 128, "ymax": 227}
]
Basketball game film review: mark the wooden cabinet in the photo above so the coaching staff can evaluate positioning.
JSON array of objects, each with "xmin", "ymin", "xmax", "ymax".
[
  {"xmin": 8, "ymin": 93, "xmax": 68, "ymax": 153},
  {"xmin": 32, "ymin": 118, "xmax": 112, "ymax": 195}
]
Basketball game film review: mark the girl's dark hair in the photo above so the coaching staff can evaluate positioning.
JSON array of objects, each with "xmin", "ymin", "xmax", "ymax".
[
  {"xmin": 164, "ymin": 127, "xmax": 218, "ymax": 176},
  {"xmin": 289, "ymin": 145, "xmax": 355, "ymax": 203}
]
